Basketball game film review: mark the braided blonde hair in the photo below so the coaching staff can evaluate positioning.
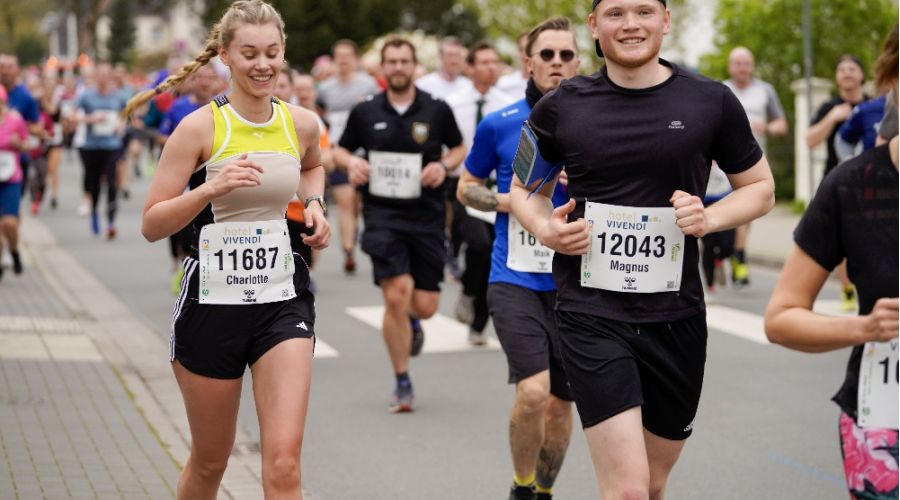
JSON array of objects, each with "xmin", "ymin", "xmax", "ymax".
[{"xmin": 123, "ymin": 0, "xmax": 286, "ymax": 117}]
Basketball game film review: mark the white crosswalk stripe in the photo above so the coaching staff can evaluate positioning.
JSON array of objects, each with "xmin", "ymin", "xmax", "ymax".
[
  {"xmin": 346, "ymin": 306, "xmax": 502, "ymax": 353},
  {"xmin": 706, "ymin": 299, "xmax": 855, "ymax": 345}
]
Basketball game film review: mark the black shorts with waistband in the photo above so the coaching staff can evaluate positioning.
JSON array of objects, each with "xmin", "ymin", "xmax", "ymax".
[
  {"xmin": 170, "ymin": 253, "xmax": 315, "ymax": 379},
  {"xmin": 555, "ymin": 310, "xmax": 707, "ymax": 440}
]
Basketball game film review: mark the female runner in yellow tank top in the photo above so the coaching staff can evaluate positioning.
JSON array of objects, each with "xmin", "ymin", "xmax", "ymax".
[{"xmin": 125, "ymin": 1, "xmax": 329, "ymax": 498}]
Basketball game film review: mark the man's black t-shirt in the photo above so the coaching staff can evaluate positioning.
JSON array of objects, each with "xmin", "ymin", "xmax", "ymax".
[
  {"xmin": 529, "ymin": 60, "xmax": 762, "ymax": 323},
  {"xmin": 339, "ymin": 90, "xmax": 463, "ymax": 233},
  {"xmin": 811, "ymin": 95, "xmax": 868, "ymax": 176},
  {"xmin": 793, "ymin": 144, "xmax": 898, "ymax": 419}
]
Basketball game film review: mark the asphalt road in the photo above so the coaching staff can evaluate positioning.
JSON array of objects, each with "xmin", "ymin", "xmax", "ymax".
[{"xmin": 32, "ymin": 150, "xmax": 851, "ymax": 499}]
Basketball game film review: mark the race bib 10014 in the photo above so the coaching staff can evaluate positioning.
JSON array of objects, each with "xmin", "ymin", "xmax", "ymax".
[
  {"xmin": 507, "ymin": 215, "xmax": 553, "ymax": 274},
  {"xmin": 198, "ymin": 220, "xmax": 295, "ymax": 305},
  {"xmin": 581, "ymin": 203, "xmax": 684, "ymax": 293},
  {"xmin": 858, "ymin": 339, "xmax": 899, "ymax": 429},
  {"xmin": 368, "ymin": 151, "xmax": 422, "ymax": 199}
]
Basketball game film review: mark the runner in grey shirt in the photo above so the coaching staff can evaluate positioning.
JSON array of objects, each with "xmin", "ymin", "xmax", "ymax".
[
  {"xmin": 318, "ymin": 39, "xmax": 379, "ymax": 144},
  {"xmin": 723, "ymin": 46, "xmax": 788, "ymax": 286},
  {"xmin": 318, "ymin": 39, "xmax": 380, "ymax": 275}
]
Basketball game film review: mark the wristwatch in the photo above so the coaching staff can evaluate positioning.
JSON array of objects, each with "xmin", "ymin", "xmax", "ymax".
[{"xmin": 303, "ymin": 195, "xmax": 327, "ymax": 216}]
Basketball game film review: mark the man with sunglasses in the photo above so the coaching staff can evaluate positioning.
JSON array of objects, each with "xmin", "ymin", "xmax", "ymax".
[
  {"xmin": 457, "ymin": 18, "xmax": 579, "ymax": 500},
  {"xmin": 510, "ymin": 0, "xmax": 775, "ymax": 498},
  {"xmin": 446, "ymin": 42, "xmax": 516, "ymax": 346}
]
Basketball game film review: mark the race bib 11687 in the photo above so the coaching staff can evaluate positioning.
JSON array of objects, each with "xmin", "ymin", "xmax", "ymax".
[
  {"xmin": 198, "ymin": 220, "xmax": 295, "ymax": 305},
  {"xmin": 581, "ymin": 202, "xmax": 684, "ymax": 293}
]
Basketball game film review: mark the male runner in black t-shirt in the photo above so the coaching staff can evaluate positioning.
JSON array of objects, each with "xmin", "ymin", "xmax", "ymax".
[
  {"xmin": 509, "ymin": 0, "xmax": 775, "ymax": 497},
  {"xmin": 335, "ymin": 38, "xmax": 466, "ymax": 413}
]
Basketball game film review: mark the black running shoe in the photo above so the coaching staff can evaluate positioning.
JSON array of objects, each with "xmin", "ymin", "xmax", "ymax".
[
  {"xmin": 410, "ymin": 317, "xmax": 424, "ymax": 356},
  {"xmin": 11, "ymin": 252, "xmax": 22, "ymax": 275},
  {"xmin": 536, "ymin": 493, "xmax": 552, "ymax": 500},
  {"xmin": 509, "ymin": 484, "xmax": 536, "ymax": 500}
]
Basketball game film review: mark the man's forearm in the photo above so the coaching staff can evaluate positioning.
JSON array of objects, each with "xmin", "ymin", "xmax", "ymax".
[
  {"xmin": 706, "ymin": 179, "xmax": 775, "ymax": 233},
  {"xmin": 509, "ymin": 183, "xmax": 554, "ymax": 241}
]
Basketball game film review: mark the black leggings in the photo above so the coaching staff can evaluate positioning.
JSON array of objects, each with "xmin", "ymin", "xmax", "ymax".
[
  {"xmin": 460, "ymin": 216, "xmax": 494, "ymax": 333},
  {"xmin": 79, "ymin": 148, "xmax": 119, "ymax": 223},
  {"xmin": 701, "ymin": 229, "xmax": 735, "ymax": 287}
]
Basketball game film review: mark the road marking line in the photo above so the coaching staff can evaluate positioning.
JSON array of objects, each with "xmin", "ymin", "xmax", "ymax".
[
  {"xmin": 314, "ymin": 339, "xmax": 338, "ymax": 359},
  {"xmin": 346, "ymin": 306, "xmax": 502, "ymax": 353},
  {"xmin": 707, "ymin": 299, "xmax": 855, "ymax": 345},
  {"xmin": 706, "ymin": 305, "xmax": 769, "ymax": 344}
]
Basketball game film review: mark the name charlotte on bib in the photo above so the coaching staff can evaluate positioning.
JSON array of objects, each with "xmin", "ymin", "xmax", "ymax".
[
  {"xmin": 199, "ymin": 220, "xmax": 295, "ymax": 305},
  {"xmin": 581, "ymin": 203, "xmax": 684, "ymax": 293}
]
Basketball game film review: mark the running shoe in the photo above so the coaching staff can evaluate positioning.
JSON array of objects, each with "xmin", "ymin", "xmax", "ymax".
[
  {"xmin": 30, "ymin": 200, "xmax": 40, "ymax": 215},
  {"xmin": 122, "ymin": 188, "xmax": 130, "ymax": 200},
  {"xmin": 389, "ymin": 382, "xmax": 414, "ymax": 413},
  {"xmin": 77, "ymin": 202, "xmax": 89, "ymax": 217},
  {"xmin": 508, "ymin": 484, "xmax": 537, "ymax": 500},
  {"xmin": 468, "ymin": 329, "xmax": 487, "ymax": 347},
  {"xmin": 50, "ymin": 197, "xmax": 57, "ymax": 210},
  {"xmin": 730, "ymin": 257, "xmax": 750, "ymax": 286},
  {"xmin": 90, "ymin": 214, "xmax": 100, "ymax": 236},
  {"xmin": 410, "ymin": 317, "xmax": 424, "ymax": 356},
  {"xmin": 535, "ymin": 493, "xmax": 552, "ymax": 500},
  {"xmin": 841, "ymin": 286, "xmax": 857, "ymax": 312},
  {"xmin": 10, "ymin": 252, "xmax": 22, "ymax": 275},
  {"xmin": 455, "ymin": 293, "xmax": 475, "ymax": 324},
  {"xmin": 343, "ymin": 251, "xmax": 356, "ymax": 275},
  {"xmin": 107, "ymin": 226, "xmax": 117, "ymax": 241}
]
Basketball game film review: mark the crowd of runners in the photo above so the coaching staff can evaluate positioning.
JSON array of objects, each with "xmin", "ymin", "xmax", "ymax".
[{"xmin": 0, "ymin": 0, "xmax": 896, "ymax": 498}]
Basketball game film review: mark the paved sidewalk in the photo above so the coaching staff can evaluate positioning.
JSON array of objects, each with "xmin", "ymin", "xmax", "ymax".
[
  {"xmin": 746, "ymin": 204, "xmax": 801, "ymax": 268},
  {"xmin": 0, "ymin": 215, "xmax": 271, "ymax": 499}
]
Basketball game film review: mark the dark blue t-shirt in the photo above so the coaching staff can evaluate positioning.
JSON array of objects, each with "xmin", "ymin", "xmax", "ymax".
[
  {"xmin": 466, "ymin": 98, "xmax": 568, "ymax": 291},
  {"xmin": 839, "ymin": 95, "xmax": 886, "ymax": 151},
  {"xmin": 159, "ymin": 96, "xmax": 202, "ymax": 136},
  {"xmin": 7, "ymin": 84, "xmax": 39, "ymax": 123}
]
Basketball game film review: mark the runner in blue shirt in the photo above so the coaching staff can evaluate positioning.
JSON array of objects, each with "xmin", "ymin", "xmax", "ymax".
[
  {"xmin": 837, "ymin": 94, "xmax": 887, "ymax": 162},
  {"xmin": 456, "ymin": 17, "xmax": 579, "ymax": 500}
]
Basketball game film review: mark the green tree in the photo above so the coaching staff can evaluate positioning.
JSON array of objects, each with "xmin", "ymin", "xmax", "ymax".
[
  {"xmin": 700, "ymin": 0, "xmax": 897, "ymax": 199},
  {"xmin": 107, "ymin": 0, "xmax": 135, "ymax": 65},
  {"xmin": 14, "ymin": 31, "xmax": 47, "ymax": 66}
]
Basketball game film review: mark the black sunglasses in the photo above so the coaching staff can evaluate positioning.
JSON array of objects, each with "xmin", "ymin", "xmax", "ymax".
[{"xmin": 535, "ymin": 49, "xmax": 576, "ymax": 62}]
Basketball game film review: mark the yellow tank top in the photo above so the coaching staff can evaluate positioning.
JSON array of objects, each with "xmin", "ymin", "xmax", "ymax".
[{"xmin": 197, "ymin": 96, "xmax": 302, "ymax": 223}]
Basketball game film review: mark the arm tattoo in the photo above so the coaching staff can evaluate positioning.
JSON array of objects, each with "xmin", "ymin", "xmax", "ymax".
[{"xmin": 462, "ymin": 184, "xmax": 499, "ymax": 212}]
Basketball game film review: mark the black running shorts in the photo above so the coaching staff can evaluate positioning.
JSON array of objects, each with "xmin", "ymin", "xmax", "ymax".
[
  {"xmin": 360, "ymin": 226, "xmax": 445, "ymax": 292},
  {"xmin": 170, "ymin": 254, "xmax": 316, "ymax": 379},
  {"xmin": 488, "ymin": 283, "xmax": 572, "ymax": 401},
  {"xmin": 555, "ymin": 310, "xmax": 708, "ymax": 440}
]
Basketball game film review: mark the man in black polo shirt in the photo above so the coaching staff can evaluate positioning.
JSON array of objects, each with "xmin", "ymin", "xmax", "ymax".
[
  {"xmin": 510, "ymin": 0, "xmax": 776, "ymax": 497},
  {"xmin": 334, "ymin": 37, "xmax": 466, "ymax": 413}
]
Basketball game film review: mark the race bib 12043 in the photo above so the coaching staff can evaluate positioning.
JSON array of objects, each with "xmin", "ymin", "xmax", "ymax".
[
  {"xmin": 198, "ymin": 220, "xmax": 295, "ymax": 305},
  {"xmin": 581, "ymin": 202, "xmax": 684, "ymax": 293},
  {"xmin": 507, "ymin": 215, "xmax": 553, "ymax": 274},
  {"xmin": 368, "ymin": 151, "xmax": 422, "ymax": 199},
  {"xmin": 858, "ymin": 339, "xmax": 899, "ymax": 429}
]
